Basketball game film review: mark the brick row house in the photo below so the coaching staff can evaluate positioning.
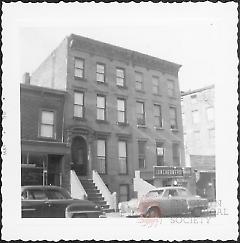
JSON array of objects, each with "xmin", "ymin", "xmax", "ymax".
[{"xmin": 21, "ymin": 34, "xmax": 192, "ymax": 204}]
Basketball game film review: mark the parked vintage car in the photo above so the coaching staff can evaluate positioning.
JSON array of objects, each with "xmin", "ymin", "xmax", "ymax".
[
  {"xmin": 21, "ymin": 185, "xmax": 104, "ymax": 218},
  {"xmin": 137, "ymin": 186, "xmax": 208, "ymax": 217}
]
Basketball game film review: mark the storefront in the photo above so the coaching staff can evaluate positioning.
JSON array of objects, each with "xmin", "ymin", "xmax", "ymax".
[
  {"xmin": 21, "ymin": 140, "xmax": 69, "ymax": 188},
  {"xmin": 153, "ymin": 166, "xmax": 196, "ymax": 193}
]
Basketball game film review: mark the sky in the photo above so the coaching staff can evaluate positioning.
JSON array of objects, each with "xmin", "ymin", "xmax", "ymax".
[{"xmin": 12, "ymin": 2, "xmax": 237, "ymax": 92}]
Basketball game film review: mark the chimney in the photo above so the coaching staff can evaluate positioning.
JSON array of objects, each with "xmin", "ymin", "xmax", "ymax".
[{"xmin": 22, "ymin": 72, "xmax": 30, "ymax": 84}]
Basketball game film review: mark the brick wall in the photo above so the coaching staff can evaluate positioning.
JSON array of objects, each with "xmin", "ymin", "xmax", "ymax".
[{"xmin": 20, "ymin": 85, "xmax": 65, "ymax": 142}]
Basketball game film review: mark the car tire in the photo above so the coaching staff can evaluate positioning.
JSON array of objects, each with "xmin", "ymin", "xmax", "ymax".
[
  {"xmin": 145, "ymin": 207, "xmax": 161, "ymax": 218},
  {"xmin": 192, "ymin": 208, "xmax": 202, "ymax": 217}
]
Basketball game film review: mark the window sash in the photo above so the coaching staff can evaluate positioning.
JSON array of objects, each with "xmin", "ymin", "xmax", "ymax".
[
  {"xmin": 116, "ymin": 69, "xmax": 125, "ymax": 86},
  {"xmin": 97, "ymin": 64, "xmax": 105, "ymax": 82},
  {"xmin": 167, "ymin": 80, "xmax": 174, "ymax": 96},
  {"xmin": 41, "ymin": 111, "xmax": 54, "ymax": 124},
  {"xmin": 135, "ymin": 72, "xmax": 143, "ymax": 90},
  {"xmin": 97, "ymin": 108, "xmax": 105, "ymax": 120},
  {"xmin": 74, "ymin": 92, "xmax": 83, "ymax": 105},
  {"xmin": 97, "ymin": 96, "xmax": 105, "ymax": 108},
  {"xmin": 40, "ymin": 124, "xmax": 54, "ymax": 138},
  {"xmin": 118, "ymin": 111, "xmax": 125, "ymax": 123},
  {"xmin": 74, "ymin": 105, "xmax": 83, "ymax": 118},
  {"xmin": 97, "ymin": 140, "xmax": 106, "ymax": 157},
  {"xmin": 74, "ymin": 58, "xmax": 84, "ymax": 78},
  {"xmin": 119, "ymin": 157, "xmax": 127, "ymax": 174},
  {"xmin": 170, "ymin": 107, "xmax": 177, "ymax": 129},
  {"xmin": 152, "ymin": 77, "xmax": 159, "ymax": 94},
  {"xmin": 154, "ymin": 105, "xmax": 162, "ymax": 127}
]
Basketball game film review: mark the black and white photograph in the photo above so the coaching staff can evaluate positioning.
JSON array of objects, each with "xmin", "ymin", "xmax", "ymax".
[{"xmin": 2, "ymin": 2, "xmax": 238, "ymax": 241}]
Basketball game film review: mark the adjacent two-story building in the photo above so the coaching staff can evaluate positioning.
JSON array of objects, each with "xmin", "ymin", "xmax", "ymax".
[
  {"xmin": 21, "ymin": 34, "xmax": 190, "ymax": 203},
  {"xmin": 181, "ymin": 85, "xmax": 215, "ymax": 200}
]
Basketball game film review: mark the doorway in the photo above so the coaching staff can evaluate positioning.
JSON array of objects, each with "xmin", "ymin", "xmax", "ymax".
[{"xmin": 71, "ymin": 136, "xmax": 88, "ymax": 176}]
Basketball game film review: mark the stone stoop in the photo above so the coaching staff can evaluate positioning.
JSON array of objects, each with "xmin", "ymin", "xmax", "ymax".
[{"xmin": 80, "ymin": 178, "xmax": 114, "ymax": 213}]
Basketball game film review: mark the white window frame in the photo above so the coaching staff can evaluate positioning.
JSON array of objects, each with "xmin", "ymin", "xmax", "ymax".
[{"xmin": 40, "ymin": 110, "xmax": 55, "ymax": 138}]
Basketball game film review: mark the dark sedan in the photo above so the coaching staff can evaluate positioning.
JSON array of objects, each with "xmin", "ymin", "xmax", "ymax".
[{"xmin": 21, "ymin": 185, "xmax": 104, "ymax": 218}]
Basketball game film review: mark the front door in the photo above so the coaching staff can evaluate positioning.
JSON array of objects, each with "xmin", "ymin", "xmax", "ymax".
[{"xmin": 71, "ymin": 136, "xmax": 88, "ymax": 176}]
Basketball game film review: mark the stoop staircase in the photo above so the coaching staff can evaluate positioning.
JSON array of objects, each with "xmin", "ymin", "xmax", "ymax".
[{"xmin": 80, "ymin": 178, "xmax": 114, "ymax": 213}]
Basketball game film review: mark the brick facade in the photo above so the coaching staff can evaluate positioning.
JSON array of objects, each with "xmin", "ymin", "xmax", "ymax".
[{"xmin": 29, "ymin": 34, "xmax": 186, "ymax": 200}]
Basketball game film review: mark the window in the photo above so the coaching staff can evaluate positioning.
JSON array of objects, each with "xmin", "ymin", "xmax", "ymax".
[
  {"xmin": 156, "ymin": 142, "xmax": 164, "ymax": 166},
  {"xmin": 169, "ymin": 107, "xmax": 178, "ymax": 129},
  {"xmin": 119, "ymin": 185, "xmax": 129, "ymax": 202},
  {"xmin": 97, "ymin": 95, "xmax": 106, "ymax": 120},
  {"xmin": 153, "ymin": 104, "xmax": 162, "ymax": 128},
  {"xmin": 206, "ymin": 107, "xmax": 214, "ymax": 121},
  {"xmin": 193, "ymin": 130, "xmax": 200, "ymax": 142},
  {"xmin": 138, "ymin": 141, "xmax": 146, "ymax": 169},
  {"xmin": 40, "ymin": 110, "xmax": 55, "ymax": 138},
  {"xmin": 172, "ymin": 143, "xmax": 180, "ymax": 166},
  {"xmin": 74, "ymin": 92, "xmax": 84, "ymax": 118},
  {"xmin": 96, "ymin": 63, "xmax": 105, "ymax": 82},
  {"xmin": 117, "ymin": 99, "xmax": 126, "ymax": 123},
  {"xmin": 97, "ymin": 139, "xmax": 106, "ymax": 174},
  {"xmin": 116, "ymin": 68, "xmax": 125, "ymax": 87},
  {"xmin": 167, "ymin": 80, "xmax": 175, "ymax": 97},
  {"xmin": 192, "ymin": 110, "xmax": 199, "ymax": 124},
  {"xmin": 135, "ymin": 72, "xmax": 143, "ymax": 90},
  {"xmin": 118, "ymin": 141, "xmax": 127, "ymax": 174},
  {"xmin": 208, "ymin": 128, "xmax": 215, "ymax": 140},
  {"xmin": 136, "ymin": 101, "xmax": 145, "ymax": 126},
  {"xmin": 74, "ymin": 58, "xmax": 84, "ymax": 78},
  {"xmin": 152, "ymin": 76, "xmax": 160, "ymax": 94},
  {"xmin": 191, "ymin": 94, "xmax": 197, "ymax": 104}
]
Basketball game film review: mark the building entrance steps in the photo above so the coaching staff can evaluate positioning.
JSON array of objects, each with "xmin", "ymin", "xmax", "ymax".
[{"xmin": 79, "ymin": 178, "xmax": 114, "ymax": 213}]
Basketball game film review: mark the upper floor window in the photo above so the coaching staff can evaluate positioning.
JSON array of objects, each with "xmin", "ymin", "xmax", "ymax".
[
  {"xmin": 116, "ymin": 68, "xmax": 125, "ymax": 87},
  {"xmin": 118, "ymin": 141, "xmax": 127, "ymax": 174},
  {"xmin": 135, "ymin": 72, "xmax": 144, "ymax": 91},
  {"xmin": 136, "ymin": 101, "xmax": 145, "ymax": 126},
  {"xmin": 96, "ymin": 63, "xmax": 105, "ymax": 83},
  {"xmin": 74, "ymin": 58, "xmax": 84, "ymax": 79},
  {"xmin": 97, "ymin": 139, "xmax": 107, "ymax": 174},
  {"xmin": 117, "ymin": 98, "xmax": 126, "ymax": 123},
  {"xmin": 156, "ymin": 142, "xmax": 164, "ymax": 166},
  {"xmin": 169, "ymin": 107, "xmax": 178, "ymax": 129},
  {"xmin": 191, "ymin": 94, "xmax": 197, "ymax": 104},
  {"xmin": 40, "ymin": 110, "xmax": 55, "ymax": 138},
  {"xmin": 152, "ymin": 76, "xmax": 160, "ymax": 94},
  {"xmin": 208, "ymin": 128, "xmax": 215, "ymax": 141},
  {"xmin": 97, "ymin": 95, "xmax": 106, "ymax": 120},
  {"xmin": 153, "ymin": 104, "xmax": 162, "ymax": 128},
  {"xmin": 192, "ymin": 110, "xmax": 199, "ymax": 124},
  {"xmin": 206, "ymin": 107, "xmax": 214, "ymax": 121},
  {"xmin": 138, "ymin": 141, "xmax": 146, "ymax": 169},
  {"xmin": 74, "ymin": 92, "xmax": 84, "ymax": 118},
  {"xmin": 167, "ymin": 79, "xmax": 175, "ymax": 97}
]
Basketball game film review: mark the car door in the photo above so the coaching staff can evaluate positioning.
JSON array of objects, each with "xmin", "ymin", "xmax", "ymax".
[
  {"xmin": 45, "ymin": 189, "xmax": 73, "ymax": 218},
  {"xmin": 156, "ymin": 189, "xmax": 172, "ymax": 217},
  {"xmin": 21, "ymin": 189, "xmax": 48, "ymax": 218},
  {"xmin": 167, "ymin": 189, "xmax": 182, "ymax": 216}
]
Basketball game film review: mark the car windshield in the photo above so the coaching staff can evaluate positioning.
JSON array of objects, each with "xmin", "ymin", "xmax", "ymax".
[
  {"xmin": 146, "ymin": 190, "xmax": 164, "ymax": 198},
  {"xmin": 177, "ymin": 188, "xmax": 192, "ymax": 197},
  {"xmin": 47, "ymin": 189, "xmax": 71, "ymax": 200}
]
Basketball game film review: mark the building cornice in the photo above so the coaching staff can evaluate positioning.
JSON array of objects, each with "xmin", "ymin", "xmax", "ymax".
[
  {"xmin": 20, "ymin": 83, "xmax": 67, "ymax": 96},
  {"xmin": 69, "ymin": 34, "xmax": 181, "ymax": 77},
  {"xmin": 181, "ymin": 84, "xmax": 215, "ymax": 96}
]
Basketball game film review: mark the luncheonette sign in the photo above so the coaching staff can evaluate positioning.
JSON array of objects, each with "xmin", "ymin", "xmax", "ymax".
[{"xmin": 153, "ymin": 166, "xmax": 183, "ymax": 178}]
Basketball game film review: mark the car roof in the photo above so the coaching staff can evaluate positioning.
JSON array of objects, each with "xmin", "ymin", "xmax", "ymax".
[
  {"xmin": 151, "ymin": 186, "xmax": 187, "ymax": 191},
  {"xmin": 21, "ymin": 185, "xmax": 64, "ymax": 191}
]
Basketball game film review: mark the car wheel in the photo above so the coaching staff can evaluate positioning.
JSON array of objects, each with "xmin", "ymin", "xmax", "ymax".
[
  {"xmin": 145, "ymin": 207, "xmax": 161, "ymax": 218},
  {"xmin": 192, "ymin": 208, "xmax": 202, "ymax": 217}
]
